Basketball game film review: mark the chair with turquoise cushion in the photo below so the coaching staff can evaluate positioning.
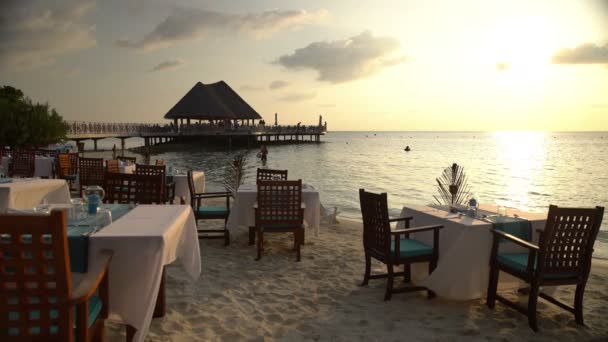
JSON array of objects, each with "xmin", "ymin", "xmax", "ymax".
[
  {"xmin": 57, "ymin": 153, "xmax": 79, "ymax": 193},
  {"xmin": 254, "ymin": 180, "xmax": 304, "ymax": 261},
  {"xmin": 188, "ymin": 170, "xmax": 231, "ymax": 245},
  {"xmin": 487, "ymin": 205, "xmax": 605, "ymax": 331},
  {"xmin": 0, "ymin": 210, "xmax": 113, "ymax": 341},
  {"xmin": 359, "ymin": 189, "xmax": 443, "ymax": 301}
]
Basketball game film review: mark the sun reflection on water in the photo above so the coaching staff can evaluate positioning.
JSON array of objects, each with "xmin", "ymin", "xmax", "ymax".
[{"xmin": 492, "ymin": 131, "xmax": 547, "ymax": 211}]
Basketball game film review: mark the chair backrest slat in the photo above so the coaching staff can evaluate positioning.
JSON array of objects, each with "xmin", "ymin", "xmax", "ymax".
[
  {"xmin": 359, "ymin": 189, "xmax": 391, "ymax": 260},
  {"xmin": 256, "ymin": 180, "xmax": 303, "ymax": 226},
  {"xmin": 256, "ymin": 168, "xmax": 288, "ymax": 182},
  {"xmin": 0, "ymin": 210, "xmax": 72, "ymax": 340},
  {"xmin": 538, "ymin": 205, "xmax": 604, "ymax": 277}
]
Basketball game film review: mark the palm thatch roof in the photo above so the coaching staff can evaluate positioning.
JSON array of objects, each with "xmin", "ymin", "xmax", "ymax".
[{"xmin": 164, "ymin": 81, "xmax": 262, "ymax": 120}]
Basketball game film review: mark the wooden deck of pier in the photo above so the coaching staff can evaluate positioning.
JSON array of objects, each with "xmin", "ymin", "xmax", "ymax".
[{"xmin": 66, "ymin": 122, "xmax": 327, "ymax": 151}]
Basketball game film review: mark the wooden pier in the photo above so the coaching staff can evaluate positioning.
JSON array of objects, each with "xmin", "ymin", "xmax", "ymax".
[{"xmin": 66, "ymin": 121, "xmax": 327, "ymax": 151}]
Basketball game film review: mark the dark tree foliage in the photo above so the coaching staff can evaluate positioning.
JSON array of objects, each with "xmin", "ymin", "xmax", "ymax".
[{"xmin": 0, "ymin": 85, "xmax": 68, "ymax": 148}]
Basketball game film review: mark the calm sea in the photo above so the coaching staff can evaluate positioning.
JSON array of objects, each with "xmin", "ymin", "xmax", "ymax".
[{"xmin": 77, "ymin": 131, "xmax": 608, "ymax": 259}]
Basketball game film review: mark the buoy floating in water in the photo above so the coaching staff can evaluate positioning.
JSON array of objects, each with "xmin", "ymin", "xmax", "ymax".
[{"xmin": 404, "ymin": 146, "xmax": 411, "ymax": 152}]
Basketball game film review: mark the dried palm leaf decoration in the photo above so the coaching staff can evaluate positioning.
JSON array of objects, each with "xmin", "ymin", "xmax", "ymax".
[
  {"xmin": 433, "ymin": 163, "xmax": 471, "ymax": 206},
  {"xmin": 224, "ymin": 152, "xmax": 248, "ymax": 195}
]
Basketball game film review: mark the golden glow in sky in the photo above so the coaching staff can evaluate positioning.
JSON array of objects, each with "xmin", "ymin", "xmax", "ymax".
[{"xmin": 1, "ymin": 0, "xmax": 607, "ymax": 131}]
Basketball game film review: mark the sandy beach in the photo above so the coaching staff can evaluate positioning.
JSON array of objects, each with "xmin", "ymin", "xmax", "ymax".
[{"xmin": 105, "ymin": 217, "xmax": 608, "ymax": 341}]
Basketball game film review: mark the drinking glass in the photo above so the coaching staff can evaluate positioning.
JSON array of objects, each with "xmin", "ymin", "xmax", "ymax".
[
  {"xmin": 70, "ymin": 198, "xmax": 85, "ymax": 221},
  {"xmin": 497, "ymin": 206, "xmax": 507, "ymax": 217},
  {"xmin": 96, "ymin": 208, "xmax": 113, "ymax": 230}
]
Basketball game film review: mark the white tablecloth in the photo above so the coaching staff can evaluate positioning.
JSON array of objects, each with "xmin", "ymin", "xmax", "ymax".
[
  {"xmin": 1, "ymin": 156, "xmax": 55, "ymax": 178},
  {"xmin": 227, "ymin": 184, "xmax": 321, "ymax": 236},
  {"xmin": 0, "ymin": 178, "xmax": 71, "ymax": 210},
  {"xmin": 398, "ymin": 204, "xmax": 546, "ymax": 301},
  {"xmin": 173, "ymin": 171, "xmax": 205, "ymax": 204},
  {"xmin": 88, "ymin": 205, "xmax": 201, "ymax": 342}
]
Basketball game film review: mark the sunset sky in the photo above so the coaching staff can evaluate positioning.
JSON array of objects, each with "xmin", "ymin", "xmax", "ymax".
[{"xmin": 1, "ymin": 0, "xmax": 607, "ymax": 131}]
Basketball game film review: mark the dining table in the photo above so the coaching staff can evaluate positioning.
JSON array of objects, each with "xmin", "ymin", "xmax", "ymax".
[
  {"xmin": 397, "ymin": 204, "xmax": 547, "ymax": 301},
  {"xmin": 172, "ymin": 171, "xmax": 205, "ymax": 204},
  {"xmin": 68, "ymin": 204, "xmax": 201, "ymax": 342},
  {"xmin": 226, "ymin": 183, "xmax": 321, "ymax": 236},
  {"xmin": 0, "ymin": 178, "xmax": 71, "ymax": 210}
]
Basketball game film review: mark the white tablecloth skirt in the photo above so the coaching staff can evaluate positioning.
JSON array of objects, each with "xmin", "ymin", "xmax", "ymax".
[
  {"xmin": 226, "ymin": 184, "xmax": 321, "ymax": 236},
  {"xmin": 88, "ymin": 205, "xmax": 201, "ymax": 342},
  {"xmin": 173, "ymin": 171, "xmax": 205, "ymax": 204},
  {"xmin": 0, "ymin": 178, "xmax": 71, "ymax": 210},
  {"xmin": 398, "ymin": 205, "xmax": 546, "ymax": 301},
  {"xmin": 1, "ymin": 156, "xmax": 55, "ymax": 178},
  {"xmin": 119, "ymin": 164, "xmax": 136, "ymax": 174}
]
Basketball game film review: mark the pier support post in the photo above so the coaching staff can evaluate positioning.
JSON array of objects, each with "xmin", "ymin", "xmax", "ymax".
[
  {"xmin": 93, "ymin": 139, "xmax": 99, "ymax": 151},
  {"xmin": 120, "ymin": 138, "xmax": 126, "ymax": 155}
]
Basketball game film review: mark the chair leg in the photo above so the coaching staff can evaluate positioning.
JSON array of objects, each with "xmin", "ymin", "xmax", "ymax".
[
  {"xmin": 528, "ymin": 283, "xmax": 540, "ymax": 332},
  {"xmin": 360, "ymin": 253, "xmax": 371, "ymax": 286},
  {"xmin": 427, "ymin": 262, "xmax": 436, "ymax": 299},
  {"xmin": 403, "ymin": 264, "xmax": 411, "ymax": 283},
  {"xmin": 486, "ymin": 264, "xmax": 499, "ymax": 309},
  {"xmin": 224, "ymin": 229, "xmax": 230, "ymax": 246},
  {"xmin": 296, "ymin": 230, "xmax": 301, "ymax": 262},
  {"xmin": 256, "ymin": 229, "xmax": 263, "ymax": 261},
  {"xmin": 248, "ymin": 227, "xmax": 255, "ymax": 245},
  {"xmin": 574, "ymin": 283, "xmax": 586, "ymax": 325},
  {"xmin": 384, "ymin": 263, "xmax": 394, "ymax": 301}
]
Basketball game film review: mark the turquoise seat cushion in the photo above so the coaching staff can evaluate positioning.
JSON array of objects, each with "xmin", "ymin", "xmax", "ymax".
[
  {"xmin": 7, "ymin": 296, "xmax": 102, "ymax": 337},
  {"xmin": 195, "ymin": 206, "xmax": 228, "ymax": 217},
  {"xmin": 261, "ymin": 223, "xmax": 304, "ymax": 231},
  {"xmin": 390, "ymin": 239, "xmax": 433, "ymax": 258},
  {"xmin": 497, "ymin": 253, "xmax": 578, "ymax": 280},
  {"xmin": 64, "ymin": 174, "xmax": 78, "ymax": 180}
]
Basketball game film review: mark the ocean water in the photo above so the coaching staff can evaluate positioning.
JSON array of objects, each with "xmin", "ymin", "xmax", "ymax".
[{"xmin": 78, "ymin": 131, "xmax": 608, "ymax": 259}]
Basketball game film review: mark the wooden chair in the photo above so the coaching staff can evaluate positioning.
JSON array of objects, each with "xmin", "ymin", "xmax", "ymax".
[
  {"xmin": 255, "ymin": 180, "xmax": 305, "ymax": 261},
  {"xmin": 486, "ymin": 205, "xmax": 605, "ymax": 331},
  {"xmin": 155, "ymin": 160, "xmax": 164, "ymax": 166},
  {"xmin": 358, "ymin": 189, "xmax": 443, "ymax": 301},
  {"xmin": 256, "ymin": 168, "xmax": 288, "ymax": 182},
  {"xmin": 135, "ymin": 164, "xmax": 174, "ymax": 203},
  {"xmin": 187, "ymin": 170, "xmax": 231, "ymax": 245},
  {"xmin": 0, "ymin": 210, "xmax": 112, "ymax": 341},
  {"xmin": 104, "ymin": 172, "xmax": 136, "ymax": 204},
  {"xmin": 117, "ymin": 156, "xmax": 136, "ymax": 165},
  {"xmin": 104, "ymin": 172, "xmax": 165, "ymax": 204},
  {"xmin": 78, "ymin": 158, "xmax": 104, "ymax": 196},
  {"xmin": 105, "ymin": 160, "xmax": 119, "ymax": 174},
  {"xmin": 9, "ymin": 151, "xmax": 35, "ymax": 178},
  {"xmin": 57, "ymin": 153, "xmax": 79, "ymax": 191}
]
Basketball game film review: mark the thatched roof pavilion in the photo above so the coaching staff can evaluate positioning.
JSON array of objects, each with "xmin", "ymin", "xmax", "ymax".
[{"xmin": 164, "ymin": 81, "xmax": 262, "ymax": 123}]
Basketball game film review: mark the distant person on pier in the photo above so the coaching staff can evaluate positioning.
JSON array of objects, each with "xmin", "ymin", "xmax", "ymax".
[
  {"xmin": 259, "ymin": 145, "xmax": 268, "ymax": 163},
  {"xmin": 112, "ymin": 144, "xmax": 117, "ymax": 159}
]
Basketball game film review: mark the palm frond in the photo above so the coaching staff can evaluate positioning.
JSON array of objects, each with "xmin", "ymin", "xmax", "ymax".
[{"xmin": 434, "ymin": 163, "xmax": 470, "ymax": 206}]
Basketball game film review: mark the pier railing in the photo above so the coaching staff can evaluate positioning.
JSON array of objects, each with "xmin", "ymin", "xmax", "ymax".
[{"xmin": 66, "ymin": 121, "xmax": 327, "ymax": 138}]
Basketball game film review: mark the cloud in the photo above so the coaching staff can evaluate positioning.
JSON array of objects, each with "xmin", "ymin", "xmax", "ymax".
[
  {"xmin": 318, "ymin": 103, "xmax": 336, "ymax": 108},
  {"xmin": 274, "ymin": 31, "xmax": 406, "ymax": 83},
  {"xmin": 496, "ymin": 62, "xmax": 510, "ymax": 71},
  {"xmin": 552, "ymin": 42, "xmax": 608, "ymax": 64},
  {"xmin": 240, "ymin": 85, "xmax": 264, "ymax": 91},
  {"xmin": 149, "ymin": 59, "xmax": 185, "ymax": 72},
  {"xmin": 269, "ymin": 80, "xmax": 289, "ymax": 90},
  {"xmin": 117, "ymin": 8, "xmax": 327, "ymax": 51},
  {"xmin": 0, "ymin": 0, "xmax": 96, "ymax": 70},
  {"xmin": 279, "ymin": 92, "xmax": 316, "ymax": 102}
]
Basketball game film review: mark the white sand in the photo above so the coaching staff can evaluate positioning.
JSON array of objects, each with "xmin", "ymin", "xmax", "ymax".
[{"xmin": 106, "ymin": 218, "xmax": 608, "ymax": 341}]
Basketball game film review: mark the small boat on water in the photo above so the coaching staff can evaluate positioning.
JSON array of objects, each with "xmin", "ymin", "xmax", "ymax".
[{"xmin": 404, "ymin": 145, "xmax": 411, "ymax": 152}]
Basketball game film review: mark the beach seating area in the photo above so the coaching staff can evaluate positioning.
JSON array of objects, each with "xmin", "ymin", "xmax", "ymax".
[{"xmin": 1, "ymin": 151, "xmax": 607, "ymax": 341}]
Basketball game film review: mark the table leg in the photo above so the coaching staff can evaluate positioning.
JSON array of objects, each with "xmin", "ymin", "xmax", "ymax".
[{"xmin": 153, "ymin": 267, "xmax": 166, "ymax": 318}]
